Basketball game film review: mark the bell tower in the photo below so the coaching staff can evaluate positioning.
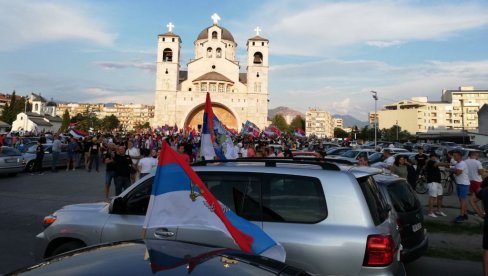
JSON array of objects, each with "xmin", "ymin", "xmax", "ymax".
[
  {"xmin": 247, "ymin": 26, "xmax": 269, "ymax": 95},
  {"xmin": 154, "ymin": 22, "xmax": 182, "ymax": 126}
]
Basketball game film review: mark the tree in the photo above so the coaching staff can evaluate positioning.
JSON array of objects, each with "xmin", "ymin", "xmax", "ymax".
[
  {"xmin": 101, "ymin": 115, "xmax": 120, "ymax": 130},
  {"xmin": 272, "ymin": 114, "xmax": 288, "ymax": 131},
  {"xmin": 334, "ymin": 127, "xmax": 349, "ymax": 138},
  {"xmin": 134, "ymin": 121, "xmax": 150, "ymax": 130},
  {"xmin": 60, "ymin": 110, "xmax": 70, "ymax": 132},
  {"xmin": 288, "ymin": 115, "xmax": 305, "ymax": 132},
  {"xmin": 0, "ymin": 91, "xmax": 28, "ymax": 125}
]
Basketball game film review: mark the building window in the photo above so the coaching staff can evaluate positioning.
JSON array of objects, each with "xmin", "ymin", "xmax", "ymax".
[
  {"xmin": 172, "ymin": 38, "xmax": 175, "ymax": 42},
  {"xmin": 201, "ymin": 83, "xmax": 207, "ymax": 92},
  {"xmin": 207, "ymin": 47, "xmax": 213, "ymax": 58},
  {"xmin": 252, "ymin": 42, "xmax": 255, "ymax": 46},
  {"xmin": 216, "ymin": 48, "xmax": 222, "ymax": 58},
  {"xmin": 218, "ymin": 84, "xmax": 224, "ymax": 92},
  {"xmin": 163, "ymin": 48, "xmax": 173, "ymax": 62},
  {"xmin": 162, "ymin": 38, "xmax": 165, "ymax": 42},
  {"xmin": 262, "ymin": 42, "xmax": 265, "ymax": 46},
  {"xmin": 189, "ymin": 88, "xmax": 192, "ymax": 91},
  {"xmin": 212, "ymin": 31, "xmax": 218, "ymax": 39},
  {"xmin": 210, "ymin": 83, "xmax": 216, "ymax": 92}
]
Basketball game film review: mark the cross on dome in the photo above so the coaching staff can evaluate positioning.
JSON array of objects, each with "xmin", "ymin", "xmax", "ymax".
[
  {"xmin": 211, "ymin": 13, "xmax": 221, "ymax": 25},
  {"xmin": 166, "ymin": 22, "xmax": 175, "ymax": 32},
  {"xmin": 254, "ymin": 26, "xmax": 261, "ymax": 36}
]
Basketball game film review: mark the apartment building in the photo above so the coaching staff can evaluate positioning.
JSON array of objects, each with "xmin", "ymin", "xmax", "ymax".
[
  {"xmin": 377, "ymin": 86, "xmax": 488, "ymax": 134},
  {"xmin": 57, "ymin": 103, "xmax": 104, "ymax": 117},
  {"xmin": 305, "ymin": 108, "xmax": 334, "ymax": 138},
  {"xmin": 333, "ymin": 117, "xmax": 344, "ymax": 129}
]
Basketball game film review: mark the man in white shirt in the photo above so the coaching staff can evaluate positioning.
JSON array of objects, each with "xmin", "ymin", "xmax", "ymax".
[
  {"xmin": 452, "ymin": 149, "xmax": 471, "ymax": 223},
  {"xmin": 383, "ymin": 149, "xmax": 395, "ymax": 168},
  {"xmin": 465, "ymin": 151, "xmax": 485, "ymax": 217},
  {"xmin": 138, "ymin": 149, "xmax": 157, "ymax": 179},
  {"xmin": 126, "ymin": 141, "xmax": 141, "ymax": 183}
]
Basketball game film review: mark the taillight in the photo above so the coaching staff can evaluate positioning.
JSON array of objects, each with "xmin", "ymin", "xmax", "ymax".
[
  {"xmin": 43, "ymin": 215, "xmax": 57, "ymax": 227},
  {"xmin": 363, "ymin": 235, "xmax": 395, "ymax": 266}
]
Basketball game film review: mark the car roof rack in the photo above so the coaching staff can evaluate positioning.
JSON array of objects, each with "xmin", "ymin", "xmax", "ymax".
[{"xmin": 193, "ymin": 158, "xmax": 341, "ymax": 171}]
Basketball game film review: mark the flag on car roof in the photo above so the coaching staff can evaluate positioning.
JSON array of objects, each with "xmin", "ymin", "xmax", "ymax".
[
  {"xmin": 143, "ymin": 142, "xmax": 286, "ymax": 262},
  {"xmin": 200, "ymin": 92, "xmax": 234, "ymax": 160}
]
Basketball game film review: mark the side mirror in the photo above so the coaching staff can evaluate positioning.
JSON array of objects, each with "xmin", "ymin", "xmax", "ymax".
[{"xmin": 110, "ymin": 197, "xmax": 125, "ymax": 214}]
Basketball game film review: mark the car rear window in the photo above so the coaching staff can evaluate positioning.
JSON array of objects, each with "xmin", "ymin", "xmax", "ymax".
[
  {"xmin": 358, "ymin": 176, "xmax": 389, "ymax": 225},
  {"xmin": 387, "ymin": 180, "xmax": 420, "ymax": 213}
]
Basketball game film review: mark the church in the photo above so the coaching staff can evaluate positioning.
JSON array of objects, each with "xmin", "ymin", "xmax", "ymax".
[{"xmin": 152, "ymin": 14, "xmax": 269, "ymax": 131}]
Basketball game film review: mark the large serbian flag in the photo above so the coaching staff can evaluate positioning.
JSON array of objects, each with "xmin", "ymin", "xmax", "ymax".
[
  {"xmin": 143, "ymin": 142, "xmax": 286, "ymax": 262},
  {"xmin": 200, "ymin": 92, "xmax": 234, "ymax": 160}
]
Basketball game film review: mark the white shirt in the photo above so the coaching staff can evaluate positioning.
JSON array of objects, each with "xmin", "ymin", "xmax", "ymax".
[
  {"xmin": 454, "ymin": 160, "xmax": 470, "ymax": 185},
  {"xmin": 126, "ymin": 147, "xmax": 140, "ymax": 165},
  {"xmin": 52, "ymin": 139, "xmax": 62, "ymax": 152},
  {"xmin": 465, "ymin": 158, "xmax": 483, "ymax": 182},
  {"xmin": 138, "ymin": 157, "xmax": 157, "ymax": 173},
  {"xmin": 385, "ymin": 156, "xmax": 395, "ymax": 167}
]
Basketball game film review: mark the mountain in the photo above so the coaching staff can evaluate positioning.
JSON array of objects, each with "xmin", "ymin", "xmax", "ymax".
[
  {"xmin": 333, "ymin": 114, "xmax": 368, "ymax": 128},
  {"xmin": 268, "ymin": 106, "xmax": 304, "ymax": 119}
]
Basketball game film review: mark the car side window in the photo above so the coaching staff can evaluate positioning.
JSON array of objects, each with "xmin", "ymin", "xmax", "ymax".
[
  {"xmin": 262, "ymin": 174, "xmax": 327, "ymax": 223},
  {"xmin": 125, "ymin": 177, "xmax": 154, "ymax": 215},
  {"xmin": 358, "ymin": 176, "xmax": 389, "ymax": 225},
  {"xmin": 198, "ymin": 172, "xmax": 262, "ymax": 221}
]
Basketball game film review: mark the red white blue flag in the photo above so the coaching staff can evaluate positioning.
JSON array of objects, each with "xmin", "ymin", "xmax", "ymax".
[{"xmin": 143, "ymin": 142, "xmax": 286, "ymax": 261}]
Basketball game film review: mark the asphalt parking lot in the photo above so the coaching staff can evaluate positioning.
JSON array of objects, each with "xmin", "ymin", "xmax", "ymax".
[{"xmin": 0, "ymin": 167, "xmax": 484, "ymax": 274}]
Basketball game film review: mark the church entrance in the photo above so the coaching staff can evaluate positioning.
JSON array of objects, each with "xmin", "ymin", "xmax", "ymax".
[{"xmin": 184, "ymin": 103, "xmax": 238, "ymax": 132}]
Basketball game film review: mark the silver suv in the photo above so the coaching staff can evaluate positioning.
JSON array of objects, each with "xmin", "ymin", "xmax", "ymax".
[{"xmin": 37, "ymin": 159, "xmax": 405, "ymax": 275}]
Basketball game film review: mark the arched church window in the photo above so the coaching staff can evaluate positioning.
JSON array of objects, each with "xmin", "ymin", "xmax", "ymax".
[
  {"xmin": 163, "ymin": 48, "xmax": 173, "ymax": 62},
  {"xmin": 212, "ymin": 31, "xmax": 218, "ymax": 39},
  {"xmin": 35, "ymin": 103, "xmax": 38, "ymax": 112},
  {"xmin": 216, "ymin": 48, "xmax": 222, "ymax": 58},
  {"xmin": 253, "ymin": 52, "xmax": 263, "ymax": 64},
  {"xmin": 207, "ymin": 47, "xmax": 213, "ymax": 58}
]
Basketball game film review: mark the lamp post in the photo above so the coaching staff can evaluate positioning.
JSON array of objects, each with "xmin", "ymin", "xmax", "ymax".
[
  {"xmin": 460, "ymin": 99, "xmax": 465, "ymax": 145},
  {"xmin": 396, "ymin": 120, "xmax": 399, "ymax": 142},
  {"xmin": 371, "ymin": 91, "xmax": 378, "ymax": 148}
]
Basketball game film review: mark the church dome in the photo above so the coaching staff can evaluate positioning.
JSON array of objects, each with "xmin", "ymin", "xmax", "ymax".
[{"xmin": 197, "ymin": 26, "xmax": 235, "ymax": 43}]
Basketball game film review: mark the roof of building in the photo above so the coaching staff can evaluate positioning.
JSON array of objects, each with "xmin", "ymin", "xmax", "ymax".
[
  {"xmin": 248, "ymin": 35, "xmax": 269, "ymax": 41},
  {"xmin": 0, "ymin": 120, "xmax": 11, "ymax": 128},
  {"xmin": 25, "ymin": 112, "xmax": 43, "ymax": 117},
  {"xmin": 197, "ymin": 25, "xmax": 235, "ymax": 43},
  {"xmin": 31, "ymin": 93, "xmax": 47, "ymax": 103},
  {"xmin": 46, "ymin": 101, "xmax": 57, "ymax": 107},
  {"xmin": 29, "ymin": 117, "xmax": 52, "ymax": 127},
  {"xmin": 44, "ymin": 115, "xmax": 63, "ymax": 122},
  {"xmin": 193, "ymin": 72, "xmax": 234, "ymax": 83},
  {"xmin": 158, "ymin": 32, "xmax": 181, "ymax": 38}
]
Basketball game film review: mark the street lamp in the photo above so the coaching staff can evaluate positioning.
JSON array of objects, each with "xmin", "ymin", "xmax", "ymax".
[
  {"xmin": 460, "ymin": 99, "xmax": 465, "ymax": 145},
  {"xmin": 371, "ymin": 91, "xmax": 378, "ymax": 148},
  {"xmin": 396, "ymin": 120, "xmax": 399, "ymax": 142}
]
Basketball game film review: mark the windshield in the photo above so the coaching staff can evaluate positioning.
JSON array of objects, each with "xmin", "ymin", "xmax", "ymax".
[
  {"xmin": 341, "ymin": 150, "xmax": 358, "ymax": 158},
  {"xmin": 387, "ymin": 180, "xmax": 420, "ymax": 213}
]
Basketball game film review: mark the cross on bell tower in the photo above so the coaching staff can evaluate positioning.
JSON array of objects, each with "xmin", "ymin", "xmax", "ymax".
[
  {"xmin": 254, "ymin": 26, "xmax": 261, "ymax": 36},
  {"xmin": 166, "ymin": 22, "xmax": 175, "ymax": 32}
]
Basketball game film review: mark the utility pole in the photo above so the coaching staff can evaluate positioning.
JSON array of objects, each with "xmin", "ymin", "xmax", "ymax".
[{"xmin": 371, "ymin": 91, "xmax": 378, "ymax": 148}]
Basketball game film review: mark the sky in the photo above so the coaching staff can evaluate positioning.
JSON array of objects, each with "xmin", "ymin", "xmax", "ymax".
[{"xmin": 1, "ymin": 0, "xmax": 488, "ymax": 121}]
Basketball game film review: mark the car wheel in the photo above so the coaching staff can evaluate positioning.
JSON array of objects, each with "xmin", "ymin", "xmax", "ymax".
[
  {"xmin": 51, "ymin": 241, "xmax": 85, "ymax": 256},
  {"xmin": 8, "ymin": 173, "xmax": 18, "ymax": 177},
  {"xmin": 26, "ymin": 161, "xmax": 34, "ymax": 172}
]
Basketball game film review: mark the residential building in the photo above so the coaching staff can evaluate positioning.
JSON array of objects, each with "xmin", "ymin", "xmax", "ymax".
[
  {"xmin": 478, "ymin": 104, "xmax": 488, "ymax": 135},
  {"xmin": 305, "ymin": 108, "xmax": 334, "ymax": 138},
  {"xmin": 377, "ymin": 87, "xmax": 488, "ymax": 134},
  {"xmin": 56, "ymin": 103, "xmax": 104, "ymax": 117},
  {"xmin": 333, "ymin": 118, "xmax": 343, "ymax": 129}
]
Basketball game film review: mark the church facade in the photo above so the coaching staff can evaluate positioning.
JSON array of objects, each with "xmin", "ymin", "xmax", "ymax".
[{"xmin": 153, "ymin": 14, "xmax": 269, "ymax": 131}]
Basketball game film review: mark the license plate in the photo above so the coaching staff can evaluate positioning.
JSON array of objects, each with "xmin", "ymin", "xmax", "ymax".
[{"xmin": 412, "ymin": 223, "xmax": 422, "ymax": 232}]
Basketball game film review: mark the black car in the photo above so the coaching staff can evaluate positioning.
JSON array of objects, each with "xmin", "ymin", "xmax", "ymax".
[
  {"xmin": 374, "ymin": 174, "xmax": 428, "ymax": 263},
  {"xmin": 10, "ymin": 239, "xmax": 309, "ymax": 275}
]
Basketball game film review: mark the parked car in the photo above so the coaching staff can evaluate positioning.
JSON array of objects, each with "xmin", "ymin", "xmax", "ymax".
[
  {"xmin": 37, "ymin": 159, "xmax": 405, "ymax": 276},
  {"xmin": 291, "ymin": 151, "xmax": 322, "ymax": 158},
  {"xmin": 23, "ymin": 144, "xmax": 69, "ymax": 171},
  {"xmin": 12, "ymin": 239, "xmax": 309, "ymax": 275},
  {"xmin": 373, "ymin": 174, "xmax": 428, "ymax": 263},
  {"xmin": 0, "ymin": 146, "xmax": 24, "ymax": 176},
  {"xmin": 334, "ymin": 149, "xmax": 376, "ymax": 163},
  {"xmin": 325, "ymin": 147, "xmax": 351, "ymax": 156}
]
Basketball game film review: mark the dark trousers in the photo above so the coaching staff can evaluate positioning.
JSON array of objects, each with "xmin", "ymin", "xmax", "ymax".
[
  {"xmin": 88, "ymin": 153, "xmax": 99, "ymax": 172},
  {"xmin": 115, "ymin": 176, "xmax": 131, "ymax": 196},
  {"xmin": 33, "ymin": 156, "xmax": 43, "ymax": 173},
  {"xmin": 51, "ymin": 151, "xmax": 60, "ymax": 171}
]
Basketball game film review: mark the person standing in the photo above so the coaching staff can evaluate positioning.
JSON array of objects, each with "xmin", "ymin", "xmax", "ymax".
[
  {"xmin": 31, "ymin": 140, "xmax": 44, "ymax": 175},
  {"xmin": 390, "ymin": 155, "xmax": 408, "ymax": 179},
  {"xmin": 177, "ymin": 143, "xmax": 190, "ymax": 164},
  {"xmin": 66, "ymin": 137, "xmax": 79, "ymax": 171},
  {"xmin": 51, "ymin": 134, "xmax": 62, "ymax": 172},
  {"xmin": 126, "ymin": 141, "xmax": 141, "ymax": 183},
  {"xmin": 465, "ymin": 151, "xmax": 485, "ymax": 218},
  {"xmin": 382, "ymin": 149, "xmax": 395, "ymax": 169},
  {"xmin": 414, "ymin": 147, "xmax": 427, "ymax": 175},
  {"xmin": 103, "ymin": 144, "xmax": 117, "ymax": 199},
  {"xmin": 138, "ymin": 149, "xmax": 157, "ymax": 179},
  {"xmin": 357, "ymin": 155, "xmax": 369, "ymax": 166},
  {"xmin": 425, "ymin": 153, "xmax": 446, "ymax": 217},
  {"xmin": 83, "ymin": 137, "xmax": 92, "ymax": 169},
  {"xmin": 88, "ymin": 137, "xmax": 101, "ymax": 172},
  {"xmin": 113, "ymin": 145, "xmax": 132, "ymax": 196},
  {"xmin": 451, "ymin": 149, "xmax": 471, "ymax": 223}
]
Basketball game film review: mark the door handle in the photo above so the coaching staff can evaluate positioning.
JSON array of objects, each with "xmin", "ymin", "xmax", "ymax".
[{"xmin": 154, "ymin": 228, "xmax": 175, "ymax": 238}]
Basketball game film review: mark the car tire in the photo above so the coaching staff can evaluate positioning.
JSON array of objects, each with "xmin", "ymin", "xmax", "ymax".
[
  {"xmin": 8, "ymin": 173, "xmax": 18, "ymax": 177},
  {"xmin": 26, "ymin": 161, "xmax": 34, "ymax": 172},
  {"xmin": 51, "ymin": 241, "xmax": 85, "ymax": 256}
]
